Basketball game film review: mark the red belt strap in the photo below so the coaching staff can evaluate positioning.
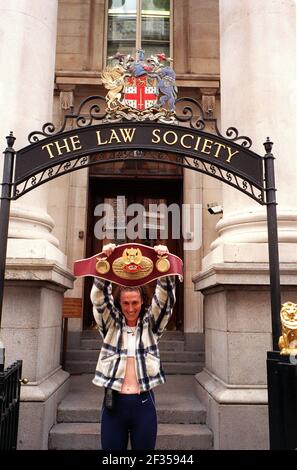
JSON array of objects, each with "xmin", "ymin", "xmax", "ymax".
[{"xmin": 74, "ymin": 243, "xmax": 183, "ymax": 287}]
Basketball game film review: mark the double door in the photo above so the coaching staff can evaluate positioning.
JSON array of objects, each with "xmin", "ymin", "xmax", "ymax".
[{"xmin": 84, "ymin": 178, "xmax": 183, "ymax": 330}]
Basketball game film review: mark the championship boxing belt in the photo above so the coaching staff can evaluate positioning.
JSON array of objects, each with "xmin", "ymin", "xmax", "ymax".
[{"xmin": 73, "ymin": 243, "xmax": 183, "ymax": 287}]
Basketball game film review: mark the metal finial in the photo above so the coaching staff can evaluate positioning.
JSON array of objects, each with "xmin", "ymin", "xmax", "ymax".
[
  {"xmin": 6, "ymin": 131, "xmax": 16, "ymax": 148},
  {"xmin": 263, "ymin": 137, "xmax": 274, "ymax": 154}
]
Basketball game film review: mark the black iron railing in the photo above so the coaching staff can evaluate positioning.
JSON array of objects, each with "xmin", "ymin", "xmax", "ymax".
[
  {"xmin": 267, "ymin": 352, "xmax": 297, "ymax": 449},
  {"xmin": 0, "ymin": 360, "xmax": 22, "ymax": 450}
]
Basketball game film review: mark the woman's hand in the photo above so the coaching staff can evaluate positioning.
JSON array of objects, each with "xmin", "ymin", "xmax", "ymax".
[
  {"xmin": 102, "ymin": 243, "xmax": 116, "ymax": 257},
  {"xmin": 154, "ymin": 244, "xmax": 169, "ymax": 256}
]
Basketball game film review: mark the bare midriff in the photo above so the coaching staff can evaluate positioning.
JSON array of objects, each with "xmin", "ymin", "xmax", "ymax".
[{"xmin": 120, "ymin": 357, "xmax": 140, "ymax": 394}]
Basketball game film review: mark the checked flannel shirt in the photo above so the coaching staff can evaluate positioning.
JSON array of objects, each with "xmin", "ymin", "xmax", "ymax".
[{"xmin": 90, "ymin": 276, "xmax": 176, "ymax": 392}]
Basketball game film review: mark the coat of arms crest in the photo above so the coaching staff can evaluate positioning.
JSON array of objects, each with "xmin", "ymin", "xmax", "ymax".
[
  {"xmin": 101, "ymin": 49, "xmax": 177, "ymax": 116},
  {"xmin": 123, "ymin": 76, "xmax": 158, "ymax": 111}
]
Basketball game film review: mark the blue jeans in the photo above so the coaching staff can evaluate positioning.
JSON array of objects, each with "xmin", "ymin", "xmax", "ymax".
[{"xmin": 101, "ymin": 390, "xmax": 157, "ymax": 450}]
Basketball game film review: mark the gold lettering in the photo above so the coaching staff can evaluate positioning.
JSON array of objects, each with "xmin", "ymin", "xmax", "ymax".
[
  {"xmin": 70, "ymin": 135, "xmax": 82, "ymax": 151},
  {"xmin": 119, "ymin": 128, "xmax": 136, "ymax": 143},
  {"xmin": 201, "ymin": 138, "xmax": 214, "ymax": 155},
  {"xmin": 152, "ymin": 129, "xmax": 161, "ymax": 143},
  {"xmin": 194, "ymin": 136, "xmax": 201, "ymax": 150},
  {"xmin": 213, "ymin": 142, "xmax": 226, "ymax": 158},
  {"xmin": 226, "ymin": 146, "xmax": 239, "ymax": 163},
  {"xmin": 54, "ymin": 138, "xmax": 71, "ymax": 156},
  {"xmin": 42, "ymin": 143, "xmax": 55, "ymax": 159},
  {"xmin": 108, "ymin": 129, "xmax": 121, "ymax": 144},
  {"xmin": 180, "ymin": 134, "xmax": 194, "ymax": 149},
  {"xmin": 163, "ymin": 131, "xmax": 178, "ymax": 146},
  {"xmin": 96, "ymin": 130, "xmax": 108, "ymax": 145}
]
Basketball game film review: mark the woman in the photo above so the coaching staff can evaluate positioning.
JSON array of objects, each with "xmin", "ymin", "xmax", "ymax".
[{"xmin": 90, "ymin": 243, "xmax": 176, "ymax": 450}]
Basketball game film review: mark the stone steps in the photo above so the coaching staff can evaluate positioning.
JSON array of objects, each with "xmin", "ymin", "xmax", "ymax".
[
  {"xmin": 48, "ymin": 375, "xmax": 212, "ymax": 450},
  {"xmin": 65, "ymin": 360, "xmax": 204, "ymax": 375},
  {"xmin": 81, "ymin": 329, "xmax": 185, "ymax": 340},
  {"xmin": 66, "ymin": 349, "xmax": 204, "ymax": 363},
  {"xmin": 66, "ymin": 329, "xmax": 204, "ymax": 376},
  {"xmin": 57, "ymin": 407, "xmax": 206, "ymax": 425},
  {"xmin": 80, "ymin": 338, "xmax": 185, "ymax": 351},
  {"xmin": 49, "ymin": 422, "xmax": 213, "ymax": 450},
  {"xmin": 57, "ymin": 375, "xmax": 206, "ymax": 424},
  {"xmin": 55, "ymin": 332, "xmax": 210, "ymax": 450}
]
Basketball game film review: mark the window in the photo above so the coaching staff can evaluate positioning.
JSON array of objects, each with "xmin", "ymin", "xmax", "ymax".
[{"xmin": 107, "ymin": 0, "xmax": 171, "ymax": 59}]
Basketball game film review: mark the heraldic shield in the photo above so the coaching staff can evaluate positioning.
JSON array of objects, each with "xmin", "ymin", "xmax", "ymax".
[
  {"xmin": 73, "ymin": 243, "xmax": 183, "ymax": 287},
  {"xmin": 101, "ymin": 49, "xmax": 177, "ymax": 113},
  {"xmin": 123, "ymin": 76, "xmax": 158, "ymax": 111}
]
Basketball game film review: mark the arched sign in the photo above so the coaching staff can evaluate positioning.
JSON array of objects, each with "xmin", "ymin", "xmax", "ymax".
[
  {"xmin": 0, "ymin": 96, "xmax": 280, "ymax": 351},
  {"xmin": 11, "ymin": 97, "xmax": 265, "ymax": 205},
  {"xmin": 14, "ymin": 120, "xmax": 264, "ymax": 203}
]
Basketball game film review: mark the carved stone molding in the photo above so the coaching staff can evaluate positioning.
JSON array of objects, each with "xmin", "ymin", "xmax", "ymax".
[
  {"xmin": 59, "ymin": 86, "xmax": 75, "ymax": 111},
  {"xmin": 200, "ymin": 87, "xmax": 219, "ymax": 132}
]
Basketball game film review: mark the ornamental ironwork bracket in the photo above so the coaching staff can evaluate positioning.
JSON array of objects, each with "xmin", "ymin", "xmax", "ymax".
[{"xmin": 27, "ymin": 96, "xmax": 253, "ymax": 150}]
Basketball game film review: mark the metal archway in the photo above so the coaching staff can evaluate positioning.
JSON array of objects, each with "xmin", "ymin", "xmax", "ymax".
[{"xmin": 0, "ymin": 96, "xmax": 280, "ymax": 350}]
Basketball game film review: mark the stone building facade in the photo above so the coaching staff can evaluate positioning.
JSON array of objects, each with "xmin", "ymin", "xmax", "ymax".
[{"xmin": 0, "ymin": 0, "xmax": 296, "ymax": 450}]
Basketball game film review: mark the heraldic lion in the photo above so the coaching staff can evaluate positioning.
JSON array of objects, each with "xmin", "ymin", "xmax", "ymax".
[
  {"xmin": 278, "ymin": 301, "xmax": 297, "ymax": 355},
  {"xmin": 101, "ymin": 65, "xmax": 125, "ymax": 109}
]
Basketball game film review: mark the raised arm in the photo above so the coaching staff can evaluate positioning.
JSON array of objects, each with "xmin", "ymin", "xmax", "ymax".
[
  {"xmin": 149, "ymin": 245, "xmax": 176, "ymax": 338},
  {"xmin": 149, "ymin": 275, "xmax": 176, "ymax": 339},
  {"xmin": 90, "ymin": 243, "xmax": 119, "ymax": 338},
  {"xmin": 90, "ymin": 278, "xmax": 120, "ymax": 338}
]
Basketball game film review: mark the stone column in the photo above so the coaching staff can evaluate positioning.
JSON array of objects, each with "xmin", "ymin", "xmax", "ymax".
[
  {"xmin": 0, "ymin": 0, "xmax": 73, "ymax": 449},
  {"xmin": 183, "ymin": 169, "xmax": 204, "ymax": 348},
  {"xmin": 212, "ymin": 0, "xmax": 297, "ymax": 250},
  {"xmin": 193, "ymin": 0, "xmax": 297, "ymax": 449}
]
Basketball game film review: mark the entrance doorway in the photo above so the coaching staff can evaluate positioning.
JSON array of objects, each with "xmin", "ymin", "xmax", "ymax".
[{"xmin": 83, "ymin": 178, "xmax": 183, "ymax": 330}]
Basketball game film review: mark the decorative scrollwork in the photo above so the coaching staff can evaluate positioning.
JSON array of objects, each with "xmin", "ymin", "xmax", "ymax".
[
  {"xmin": 175, "ymin": 98, "xmax": 253, "ymax": 148},
  {"xmin": 175, "ymin": 154, "xmax": 184, "ymax": 164},
  {"xmin": 76, "ymin": 100, "xmax": 106, "ymax": 127},
  {"xmin": 175, "ymin": 98, "xmax": 206, "ymax": 130},
  {"xmin": 28, "ymin": 99, "xmax": 178, "ymax": 143},
  {"xmin": 13, "ymin": 149, "xmax": 264, "ymax": 204},
  {"xmin": 80, "ymin": 156, "xmax": 89, "ymax": 166},
  {"xmin": 63, "ymin": 161, "xmax": 72, "ymax": 171},
  {"xmin": 215, "ymin": 123, "xmax": 252, "ymax": 149},
  {"xmin": 258, "ymin": 193, "xmax": 264, "ymax": 203},
  {"xmin": 15, "ymin": 156, "xmax": 90, "ymax": 199},
  {"xmin": 28, "ymin": 122, "xmax": 59, "ymax": 143},
  {"xmin": 28, "ymin": 96, "xmax": 107, "ymax": 143},
  {"xmin": 210, "ymin": 165, "xmax": 216, "ymax": 175},
  {"xmin": 27, "ymin": 95, "xmax": 254, "ymax": 149}
]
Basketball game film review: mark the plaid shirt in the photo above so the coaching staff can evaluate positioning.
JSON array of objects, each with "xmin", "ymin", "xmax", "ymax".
[{"xmin": 90, "ymin": 276, "xmax": 176, "ymax": 392}]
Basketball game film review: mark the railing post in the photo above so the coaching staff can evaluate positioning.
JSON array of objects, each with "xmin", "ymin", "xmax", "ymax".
[
  {"xmin": 0, "ymin": 132, "xmax": 16, "ymax": 371},
  {"xmin": 263, "ymin": 137, "xmax": 281, "ymax": 350}
]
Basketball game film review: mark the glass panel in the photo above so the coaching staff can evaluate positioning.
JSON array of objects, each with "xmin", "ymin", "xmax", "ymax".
[
  {"xmin": 144, "ymin": 197, "xmax": 167, "ymax": 246},
  {"xmin": 104, "ymin": 196, "xmax": 128, "ymax": 244},
  {"xmin": 107, "ymin": 40, "xmax": 136, "ymax": 58},
  {"xmin": 108, "ymin": 15, "xmax": 136, "ymax": 41},
  {"xmin": 107, "ymin": 1, "xmax": 170, "ymax": 63},
  {"xmin": 107, "ymin": 0, "xmax": 137, "ymax": 58},
  {"xmin": 142, "ymin": 0, "xmax": 170, "ymax": 13},
  {"xmin": 108, "ymin": 0, "xmax": 137, "ymax": 13},
  {"xmin": 140, "ymin": 41, "xmax": 169, "ymax": 59},
  {"xmin": 141, "ymin": 0, "xmax": 170, "ymax": 58},
  {"xmin": 141, "ymin": 16, "xmax": 169, "ymax": 41}
]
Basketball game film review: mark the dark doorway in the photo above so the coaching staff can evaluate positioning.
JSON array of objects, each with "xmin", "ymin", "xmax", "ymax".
[{"xmin": 83, "ymin": 177, "xmax": 183, "ymax": 330}]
